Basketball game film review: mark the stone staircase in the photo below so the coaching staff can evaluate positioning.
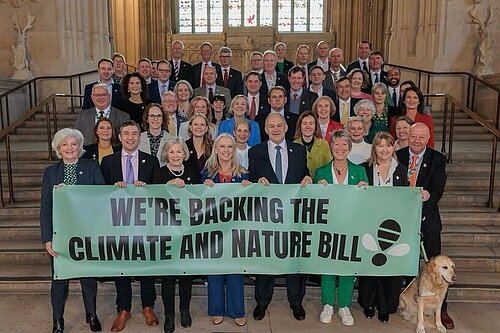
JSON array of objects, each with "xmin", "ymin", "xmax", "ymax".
[{"xmin": 0, "ymin": 106, "xmax": 499, "ymax": 303}]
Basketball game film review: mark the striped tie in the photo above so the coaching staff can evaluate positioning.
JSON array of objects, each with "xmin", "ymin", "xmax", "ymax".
[{"xmin": 174, "ymin": 61, "xmax": 179, "ymax": 81}]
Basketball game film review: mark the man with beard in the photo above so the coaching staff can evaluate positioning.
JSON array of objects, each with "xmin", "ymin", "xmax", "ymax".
[{"xmin": 387, "ymin": 67, "xmax": 402, "ymax": 107}]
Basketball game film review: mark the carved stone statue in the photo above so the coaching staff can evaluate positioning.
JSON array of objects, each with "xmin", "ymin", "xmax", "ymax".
[
  {"xmin": 11, "ymin": 13, "xmax": 36, "ymax": 80},
  {"xmin": 468, "ymin": 4, "xmax": 494, "ymax": 76}
]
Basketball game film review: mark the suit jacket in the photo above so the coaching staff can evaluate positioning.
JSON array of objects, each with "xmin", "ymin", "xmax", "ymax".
[
  {"xmin": 82, "ymin": 82, "xmax": 122, "ymax": 110},
  {"xmin": 396, "ymin": 147, "xmax": 447, "ymax": 234},
  {"xmin": 40, "ymin": 159, "xmax": 104, "ymax": 242},
  {"xmin": 285, "ymin": 90, "xmax": 318, "ymax": 115},
  {"xmin": 363, "ymin": 162, "xmax": 408, "ymax": 187},
  {"xmin": 254, "ymin": 108, "xmax": 298, "ymax": 142},
  {"xmin": 248, "ymin": 140, "xmax": 309, "ymax": 184},
  {"xmin": 333, "ymin": 98, "xmax": 362, "ymax": 123},
  {"xmin": 82, "ymin": 143, "xmax": 121, "ymax": 162},
  {"xmin": 346, "ymin": 59, "xmax": 369, "ymax": 74},
  {"xmin": 74, "ymin": 107, "xmax": 130, "ymax": 145},
  {"xmin": 169, "ymin": 59, "xmax": 194, "ymax": 86},
  {"xmin": 192, "ymin": 85, "xmax": 232, "ymax": 107},
  {"xmin": 367, "ymin": 70, "xmax": 389, "ymax": 91},
  {"xmin": 100, "ymin": 150, "xmax": 160, "ymax": 185},
  {"xmin": 192, "ymin": 61, "xmax": 221, "ymax": 88},
  {"xmin": 259, "ymin": 72, "xmax": 291, "ymax": 99},
  {"xmin": 148, "ymin": 80, "xmax": 175, "ymax": 104},
  {"xmin": 276, "ymin": 59, "xmax": 294, "ymax": 75},
  {"xmin": 216, "ymin": 67, "xmax": 244, "ymax": 98},
  {"xmin": 323, "ymin": 67, "xmax": 347, "ymax": 91},
  {"xmin": 313, "ymin": 160, "xmax": 368, "ymax": 185}
]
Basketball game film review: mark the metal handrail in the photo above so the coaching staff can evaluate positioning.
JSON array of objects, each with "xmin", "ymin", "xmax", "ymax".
[
  {"xmin": 425, "ymin": 93, "xmax": 499, "ymax": 209},
  {"xmin": 0, "ymin": 93, "xmax": 79, "ymax": 206}
]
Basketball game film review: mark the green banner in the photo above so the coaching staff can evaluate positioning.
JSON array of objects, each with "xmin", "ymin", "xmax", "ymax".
[{"xmin": 53, "ymin": 184, "xmax": 422, "ymax": 280}]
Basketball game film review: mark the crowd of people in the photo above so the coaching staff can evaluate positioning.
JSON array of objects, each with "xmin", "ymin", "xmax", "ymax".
[{"xmin": 40, "ymin": 39, "xmax": 451, "ymax": 333}]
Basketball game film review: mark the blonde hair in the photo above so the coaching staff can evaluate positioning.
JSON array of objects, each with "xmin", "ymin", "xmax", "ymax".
[
  {"xmin": 229, "ymin": 95, "xmax": 248, "ymax": 116},
  {"xmin": 160, "ymin": 137, "xmax": 190, "ymax": 163},
  {"xmin": 368, "ymin": 131, "xmax": 397, "ymax": 166},
  {"xmin": 188, "ymin": 113, "xmax": 213, "ymax": 157},
  {"xmin": 204, "ymin": 133, "xmax": 247, "ymax": 178}
]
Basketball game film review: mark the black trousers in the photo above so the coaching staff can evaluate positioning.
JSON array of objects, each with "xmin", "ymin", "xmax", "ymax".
[
  {"xmin": 115, "ymin": 276, "xmax": 156, "ymax": 312},
  {"xmin": 255, "ymin": 274, "xmax": 307, "ymax": 308},
  {"xmin": 51, "ymin": 278, "xmax": 97, "ymax": 319},
  {"xmin": 161, "ymin": 276, "xmax": 193, "ymax": 318},
  {"xmin": 357, "ymin": 276, "xmax": 403, "ymax": 314}
]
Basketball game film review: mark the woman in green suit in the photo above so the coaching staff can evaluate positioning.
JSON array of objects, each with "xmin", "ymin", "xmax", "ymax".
[{"xmin": 314, "ymin": 129, "xmax": 368, "ymax": 327}]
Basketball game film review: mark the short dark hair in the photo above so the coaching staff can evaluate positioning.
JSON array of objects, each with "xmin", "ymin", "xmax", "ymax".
[
  {"xmin": 288, "ymin": 65, "xmax": 305, "ymax": 77},
  {"xmin": 244, "ymin": 71, "xmax": 262, "ymax": 82},
  {"xmin": 119, "ymin": 120, "xmax": 141, "ymax": 134},
  {"xmin": 98, "ymin": 58, "xmax": 113, "ymax": 68}
]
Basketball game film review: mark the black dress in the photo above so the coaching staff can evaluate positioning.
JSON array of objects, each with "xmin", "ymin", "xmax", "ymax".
[
  {"xmin": 118, "ymin": 99, "xmax": 147, "ymax": 127},
  {"xmin": 185, "ymin": 138, "xmax": 209, "ymax": 176}
]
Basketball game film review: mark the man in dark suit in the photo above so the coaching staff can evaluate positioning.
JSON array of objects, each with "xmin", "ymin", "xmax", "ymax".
[
  {"xmin": 346, "ymin": 40, "xmax": 372, "ymax": 73},
  {"xmin": 248, "ymin": 112, "xmax": 312, "ymax": 322},
  {"xmin": 323, "ymin": 48, "xmax": 347, "ymax": 91},
  {"xmin": 244, "ymin": 71, "xmax": 269, "ymax": 120},
  {"xmin": 334, "ymin": 77, "xmax": 361, "ymax": 125},
  {"xmin": 82, "ymin": 58, "xmax": 122, "ymax": 110},
  {"xmin": 255, "ymin": 86, "xmax": 298, "ymax": 142},
  {"xmin": 101, "ymin": 120, "xmax": 160, "ymax": 332},
  {"xmin": 285, "ymin": 66, "xmax": 318, "ymax": 115},
  {"xmin": 308, "ymin": 40, "xmax": 330, "ymax": 72},
  {"xmin": 260, "ymin": 50, "xmax": 290, "ymax": 100},
  {"xmin": 309, "ymin": 65, "xmax": 337, "ymax": 103},
  {"xmin": 387, "ymin": 66, "xmax": 402, "ymax": 107},
  {"xmin": 395, "ymin": 122, "xmax": 454, "ymax": 330},
  {"xmin": 367, "ymin": 51, "xmax": 389, "ymax": 91},
  {"xmin": 169, "ymin": 40, "xmax": 194, "ymax": 86},
  {"xmin": 149, "ymin": 60, "xmax": 175, "ymax": 103},
  {"xmin": 75, "ymin": 83, "xmax": 130, "ymax": 145},
  {"xmin": 215, "ymin": 46, "xmax": 243, "ymax": 98},
  {"xmin": 192, "ymin": 42, "xmax": 220, "ymax": 88}
]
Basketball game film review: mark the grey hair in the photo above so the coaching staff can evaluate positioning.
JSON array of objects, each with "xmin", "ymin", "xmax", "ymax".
[
  {"xmin": 347, "ymin": 116, "xmax": 366, "ymax": 130},
  {"xmin": 371, "ymin": 82, "xmax": 389, "ymax": 96},
  {"xmin": 52, "ymin": 128, "xmax": 85, "ymax": 159},
  {"xmin": 330, "ymin": 129, "xmax": 353, "ymax": 151},
  {"xmin": 354, "ymin": 99, "xmax": 376, "ymax": 117},
  {"xmin": 91, "ymin": 83, "xmax": 109, "ymax": 94}
]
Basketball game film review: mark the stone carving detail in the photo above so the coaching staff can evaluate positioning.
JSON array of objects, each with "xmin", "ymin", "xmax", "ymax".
[
  {"xmin": 11, "ymin": 12, "xmax": 35, "ymax": 80},
  {"xmin": 468, "ymin": 4, "xmax": 494, "ymax": 76}
]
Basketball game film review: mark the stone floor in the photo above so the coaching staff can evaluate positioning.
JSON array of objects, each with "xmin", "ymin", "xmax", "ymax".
[{"xmin": 0, "ymin": 293, "xmax": 496, "ymax": 333}]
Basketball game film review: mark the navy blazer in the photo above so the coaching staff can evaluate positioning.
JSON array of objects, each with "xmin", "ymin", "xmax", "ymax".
[
  {"xmin": 82, "ymin": 144, "xmax": 121, "ymax": 162},
  {"xmin": 363, "ymin": 163, "xmax": 408, "ymax": 187},
  {"xmin": 216, "ymin": 67, "xmax": 244, "ymax": 98},
  {"xmin": 169, "ymin": 59, "xmax": 194, "ymax": 86},
  {"xmin": 148, "ymin": 80, "xmax": 176, "ymax": 104},
  {"xmin": 100, "ymin": 150, "xmax": 160, "ymax": 185},
  {"xmin": 259, "ymin": 72, "xmax": 291, "ymax": 99},
  {"xmin": 248, "ymin": 141, "xmax": 309, "ymax": 184},
  {"xmin": 40, "ymin": 159, "xmax": 105, "ymax": 243},
  {"xmin": 254, "ymin": 108, "xmax": 298, "ymax": 142},
  {"xmin": 82, "ymin": 82, "xmax": 122, "ymax": 110},
  {"xmin": 367, "ymin": 70, "xmax": 389, "ymax": 92},
  {"xmin": 396, "ymin": 147, "xmax": 447, "ymax": 235},
  {"xmin": 285, "ymin": 90, "xmax": 318, "ymax": 115},
  {"xmin": 333, "ymin": 98, "xmax": 362, "ymax": 123}
]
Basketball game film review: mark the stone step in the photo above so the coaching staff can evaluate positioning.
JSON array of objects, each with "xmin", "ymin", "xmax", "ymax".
[
  {"xmin": 33, "ymin": 113, "xmax": 78, "ymax": 121},
  {"xmin": 22, "ymin": 120, "xmax": 75, "ymax": 128},
  {"xmin": 441, "ymin": 211, "xmax": 500, "ymax": 226},
  {"xmin": 442, "ymin": 225, "xmax": 500, "ymax": 247},
  {"xmin": 442, "ymin": 246, "xmax": 499, "ymax": 273},
  {"xmin": 435, "ymin": 133, "xmax": 493, "ymax": 141},
  {"xmin": 445, "ymin": 178, "xmax": 500, "ymax": 191},
  {"xmin": 8, "ymin": 134, "xmax": 55, "ymax": 142},
  {"xmin": 0, "ymin": 205, "xmax": 39, "ymax": 218},
  {"xmin": 1, "ymin": 174, "xmax": 43, "ymax": 187},
  {"xmin": 440, "ymin": 191, "xmax": 496, "ymax": 206},
  {"xmin": 0, "ymin": 240, "xmax": 49, "ymax": 265},
  {"xmin": 0, "ymin": 150, "xmax": 52, "ymax": 161},
  {"xmin": 434, "ymin": 125, "xmax": 489, "ymax": 134},
  {"xmin": 0, "ymin": 265, "xmax": 497, "ymax": 303},
  {"xmin": 447, "ymin": 162, "xmax": 500, "ymax": 174},
  {"xmin": 0, "ymin": 160, "xmax": 54, "ymax": 173},
  {"xmin": 2, "ymin": 187, "xmax": 41, "ymax": 203},
  {"xmin": 0, "ymin": 219, "xmax": 40, "ymax": 240}
]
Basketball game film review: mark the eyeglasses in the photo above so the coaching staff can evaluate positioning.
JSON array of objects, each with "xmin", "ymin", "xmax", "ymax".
[
  {"xmin": 92, "ymin": 93, "xmax": 109, "ymax": 98},
  {"xmin": 162, "ymin": 99, "xmax": 177, "ymax": 104},
  {"xmin": 158, "ymin": 69, "xmax": 171, "ymax": 73},
  {"xmin": 148, "ymin": 114, "xmax": 163, "ymax": 119}
]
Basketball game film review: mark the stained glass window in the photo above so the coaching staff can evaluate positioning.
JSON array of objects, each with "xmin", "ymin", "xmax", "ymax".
[{"xmin": 176, "ymin": 0, "xmax": 325, "ymax": 33}]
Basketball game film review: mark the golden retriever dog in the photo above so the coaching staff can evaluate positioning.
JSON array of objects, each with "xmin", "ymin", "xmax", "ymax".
[{"xmin": 399, "ymin": 255, "xmax": 456, "ymax": 333}]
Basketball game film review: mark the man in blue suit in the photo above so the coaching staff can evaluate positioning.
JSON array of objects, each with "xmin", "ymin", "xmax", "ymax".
[
  {"xmin": 248, "ymin": 112, "xmax": 312, "ymax": 322},
  {"xmin": 149, "ymin": 60, "xmax": 175, "ymax": 103},
  {"xmin": 82, "ymin": 58, "xmax": 122, "ymax": 110}
]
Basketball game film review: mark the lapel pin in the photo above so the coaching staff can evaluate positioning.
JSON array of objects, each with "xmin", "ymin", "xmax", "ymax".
[
  {"xmin": 187, "ymin": 177, "xmax": 191, "ymax": 181},
  {"xmin": 396, "ymin": 176, "xmax": 400, "ymax": 180},
  {"xmin": 79, "ymin": 171, "xmax": 83, "ymax": 175},
  {"xmin": 423, "ymin": 163, "xmax": 427, "ymax": 168},
  {"xmin": 142, "ymin": 159, "xmax": 145, "ymax": 163},
  {"xmin": 289, "ymin": 148, "xmax": 293, "ymax": 152}
]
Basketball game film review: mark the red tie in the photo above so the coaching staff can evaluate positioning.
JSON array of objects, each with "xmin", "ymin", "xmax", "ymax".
[
  {"xmin": 223, "ymin": 69, "xmax": 229, "ymax": 87},
  {"xmin": 292, "ymin": 93, "xmax": 298, "ymax": 101},
  {"xmin": 250, "ymin": 96, "xmax": 257, "ymax": 120}
]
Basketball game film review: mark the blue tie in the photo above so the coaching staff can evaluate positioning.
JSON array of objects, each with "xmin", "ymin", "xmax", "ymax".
[
  {"xmin": 275, "ymin": 146, "xmax": 283, "ymax": 184},
  {"xmin": 126, "ymin": 155, "xmax": 134, "ymax": 184}
]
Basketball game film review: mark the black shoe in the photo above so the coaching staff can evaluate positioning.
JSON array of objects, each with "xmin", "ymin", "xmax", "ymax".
[
  {"xmin": 164, "ymin": 315, "xmax": 175, "ymax": 333},
  {"xmin": 180, "ymin": 310, "xmax": 192, "ymax": 328},
  {"xmin": 363, "ymin": 307, "xmax": 375, "ymax": 319},
  {"xmin": 378, "ymin": 313, "xmax": 389, "ymax": 323},
  {"xmin": 52, "ymin": 318, "xmax": 64, "ymax": 333},
  {"xmin": 85, "ymin": 313, "xmax": 102, "ymax": 332},
  {"xmin": 292, "ymin": 305, "xmax": 306, "ymax": 321},
  {"xmin": 253, "ymin": 305, "xmax": 266, "ymax": 321}
]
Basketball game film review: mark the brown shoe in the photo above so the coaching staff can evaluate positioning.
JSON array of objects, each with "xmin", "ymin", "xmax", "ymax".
[
  {"xmin": 111, "ymin": 310, "xmax": 131, "ymax": 332},
  {"xmin": 142, "ymin": 307, "xmax": 159, "ymax": 326},
  {"xmin": 441, "ymin": 311, "xmax": 454, "ymax": 329},
  {"xmin": 234, "ymin": 317, "xmax": 246, "ymax": 326},
  {"xmin": 211, "ymin": 316, "xmax": 224, "ymax": 325}
]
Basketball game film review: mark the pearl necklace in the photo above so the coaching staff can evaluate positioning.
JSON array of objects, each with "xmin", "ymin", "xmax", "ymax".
[{"xmin": 167, "ymin": 164, "xmax": 184, "ymax": 177}]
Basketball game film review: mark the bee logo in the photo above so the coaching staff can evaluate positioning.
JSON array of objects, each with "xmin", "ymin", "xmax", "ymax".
[{"xmin": 362, "ymin": 219, "xmax": 410, "ymax": 266}]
